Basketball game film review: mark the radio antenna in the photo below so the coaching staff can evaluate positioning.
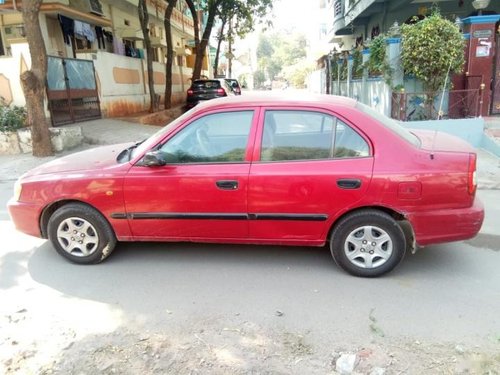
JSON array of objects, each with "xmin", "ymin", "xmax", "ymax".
[{"xmin": 431, "ymin": 59, "xmax": 453, "ymax": 159}]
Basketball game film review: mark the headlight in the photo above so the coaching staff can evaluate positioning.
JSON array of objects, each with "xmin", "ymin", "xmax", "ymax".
[{"xmin": 13, "ymin": 179, "xmax": 22, "ymax": 201}]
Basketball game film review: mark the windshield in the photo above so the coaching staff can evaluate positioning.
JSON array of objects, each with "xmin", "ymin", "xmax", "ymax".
[
  {"xmin": 355, "ymin": 102, "xmax": 421, "ymax": 147},
  {"xmin": 129, "ymin": 109, "xmax": 194, "ymax": 160}
]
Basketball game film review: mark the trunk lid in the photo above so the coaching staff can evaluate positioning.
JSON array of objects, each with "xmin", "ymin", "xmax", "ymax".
[{"xmin": 410, "ymin": 129, "xmax": 476, "ymax": 153}]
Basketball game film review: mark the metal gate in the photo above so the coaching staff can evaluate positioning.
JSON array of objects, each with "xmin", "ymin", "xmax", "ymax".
[
  {"xmin": 492, "ymin": 32, "xmax": 500, "ymax": 115},
  {"xmin": 47, "ymin": 56, "xmax": 101, "ymax": 126}
]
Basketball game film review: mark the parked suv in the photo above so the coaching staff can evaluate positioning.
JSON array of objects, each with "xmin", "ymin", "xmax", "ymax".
[
  {"xmin": 186, "ymin": 79, "xmax": 235, "ymax": 109},
  {"xmin": 225, "ymin": 79, "xmax": 242, "ymax": 95}
]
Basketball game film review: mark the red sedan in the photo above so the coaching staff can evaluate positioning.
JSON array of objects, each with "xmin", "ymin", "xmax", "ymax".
[{"xmin": 8, "ymin": 95, "xmax": 484, "ymax": 277}]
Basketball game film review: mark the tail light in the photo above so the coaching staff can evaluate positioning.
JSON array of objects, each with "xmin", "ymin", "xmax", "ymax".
[
  {"xmin": 187, "ymin": 89, "xmax": 193, "ymax": 96},
  {"xmin": 217, "ymin": 88, "xmax": 226, "ymax": 96},
  {"xmin": 467, "ymin": 153, "xmax": 477, "ymax": 196}
]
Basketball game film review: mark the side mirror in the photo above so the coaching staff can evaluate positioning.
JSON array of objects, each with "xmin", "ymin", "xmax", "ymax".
[
  {"xmin": 142, "ymin": 151, "xmax": 167, "ymax": 167},
  {"xmin": 231, "ymin": 82, "xmax": 238, "ymax": 88}
]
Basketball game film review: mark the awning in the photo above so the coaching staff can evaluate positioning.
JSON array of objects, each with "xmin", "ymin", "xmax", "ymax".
[
  {"xmin": 0, "ymin": 2, "xmax": 111, "ymax": 26},
  {"xmin": 120, "ymin": 28, "xmax": 143, "ymax": 41},
  {"xmin": 150, "ymin": 36, "xmax": 166, "ymax": 48},
  {"xmin": 41, "ymin": 3, "xmax": 112, "ymax": 27}
]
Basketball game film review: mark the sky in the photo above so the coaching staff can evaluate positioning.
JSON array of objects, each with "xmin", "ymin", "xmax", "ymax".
[{"xmin": 270, "ymin": 0, "xmax": 320, "ymax": 36}]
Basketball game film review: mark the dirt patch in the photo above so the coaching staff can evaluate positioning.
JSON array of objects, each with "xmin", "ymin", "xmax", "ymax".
[
  {"xmin": 119, "ymin": 106, "xmax": 185, "ymax": 126},
  {"xmin": 2, "ymin": 316, "xmax": 500, "ymax": 375}
]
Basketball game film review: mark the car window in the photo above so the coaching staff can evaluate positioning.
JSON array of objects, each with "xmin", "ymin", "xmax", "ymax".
[
  {"xmin": 355, "ymin": 101, "xmax": 420, "ymax": 147},
  {"xmin": 261, "ymin": 110, "xmax": 370, "ymax": 162},
  {"xmin": 159, "ymin": 111, "xmax": 253, "ymax": 163},
  {"xmin": 334, "ymin": 120, "xmax": 370, "ymax": 158}
]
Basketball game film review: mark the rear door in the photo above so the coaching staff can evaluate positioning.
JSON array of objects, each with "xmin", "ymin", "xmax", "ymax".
[{"xmin": 248, "ymin": 107, "xmax": 374, "ymax": 242}]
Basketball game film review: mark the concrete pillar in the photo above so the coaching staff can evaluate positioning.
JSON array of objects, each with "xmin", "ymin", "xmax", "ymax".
[
  {"xmin": 362, "ymin": 49, "xmax": 370, "ymax": 104},
  {"xmin": 386, "ymin": 37, "xmax": 403, "ymax": 89},
  {"xmin": 347, "ymin": 56, "xmax": 353, "ymax": 97}
]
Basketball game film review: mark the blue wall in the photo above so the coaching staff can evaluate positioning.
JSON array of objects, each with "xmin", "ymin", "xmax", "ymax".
[
  {"xmin": 400, "ymin": 117, "xmax": 500, "ymax": 157},
  {"xmin": 401, "ymin": 118, "xmax": 484, "ymax": 147}
]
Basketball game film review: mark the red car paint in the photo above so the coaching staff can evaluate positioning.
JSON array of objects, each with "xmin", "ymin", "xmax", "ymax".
[{"xmin": 8, "ymin": 95, "xmax": 483, "ymax": 252}]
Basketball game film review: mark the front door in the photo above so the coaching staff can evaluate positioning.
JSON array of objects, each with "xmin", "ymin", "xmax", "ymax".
[
  {"xmin": 492, "ymin": 30, "xmax": 500, "ymax": 115},
  {"xmin": 248, "ymin": 109, "xmax": 374, "ymax": 242},
  {"xmin": 123, "ymin": 110, "xmax": 256, "ymax": 240}
]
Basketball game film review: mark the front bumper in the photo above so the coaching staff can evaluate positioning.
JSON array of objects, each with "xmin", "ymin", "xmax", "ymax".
[
  {"xmin": 407, "ymin": 197, "xmax": 484, "ymax": 246},
  {"xmin": 7, "ymin": 197, "xmax": 44, "ymax": 238}
]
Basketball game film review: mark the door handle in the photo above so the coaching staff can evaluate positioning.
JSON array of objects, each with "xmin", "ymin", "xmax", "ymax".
[
  {"xmin": 337, "ymin": 178, "xmax": 361, "ymax": 189},
  {"xmin": 216, "ymin": 180, "xmax": 238, "ymax": 190}
]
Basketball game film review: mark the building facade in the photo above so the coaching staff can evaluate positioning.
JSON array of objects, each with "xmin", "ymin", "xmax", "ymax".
[
  {"xmin": 0, "ymin": 0, "xmax": 209, "ymax": 123},
  {"xmin": 324, "ymin": 0, "xmax": 500, "ymax": 117}
]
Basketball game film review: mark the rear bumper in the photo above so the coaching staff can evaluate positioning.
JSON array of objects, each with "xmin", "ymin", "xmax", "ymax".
[
  {"xmin": 7, "ymin": 198, "xmax": 43, "ymax": 238},
  {"xmin": 407, "ymin": 197, "xmax": 484, "ymax": 246}
]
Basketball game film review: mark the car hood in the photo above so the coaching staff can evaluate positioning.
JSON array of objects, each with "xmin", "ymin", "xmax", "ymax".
[
  {"xmin": 410, "ymin": 129, "xmax": 476, "ymax": 153},
  {"xmin": 25, "ymin": 143, "xmax": 134, "ymax": 177}
]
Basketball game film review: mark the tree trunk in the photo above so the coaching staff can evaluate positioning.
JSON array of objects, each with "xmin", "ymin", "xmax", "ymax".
[
  {"xmin": 164, "ymin": 0, "xmax": 178, "ymax": 109},
  {"xmin": 20, "ymin": 0, "xmax": 53, "ymax": 157},
  {"xmin": 192, "ymin": 1, "xmax": 219, "ymax": 80},
  {"xmin": 184, "ymin": 0, "xmax": 200, "ymax": 79},
  {"xmin": 138, "ymin": 0, "xmax": 158, "ymax": 113},
  {"xmin": 213, "ymin": 18, "xmax": 227, "ymax": 77}
]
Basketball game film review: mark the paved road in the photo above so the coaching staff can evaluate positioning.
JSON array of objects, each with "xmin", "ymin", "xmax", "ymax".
[{"xmin": 1, "ymin": 176, "xmax": 499, "ymax": 372}]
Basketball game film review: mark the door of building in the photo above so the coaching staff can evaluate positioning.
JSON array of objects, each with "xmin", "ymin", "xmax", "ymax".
[
  {"xmin": 492, "ymin": 31, "xmax": 500, "ymax": 115},
  {"xmin": 46, "ymin": 56, "xmax": 101, "ymax": 126}
]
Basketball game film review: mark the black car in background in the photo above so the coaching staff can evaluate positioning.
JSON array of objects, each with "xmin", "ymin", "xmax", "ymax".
[
  {"xmin": 186, "ymin": 79, "xmax": 235, "ymax": 109},
  {"xmin": 225, "ymin": 79, "xmax": 242, "ymax": 95}
]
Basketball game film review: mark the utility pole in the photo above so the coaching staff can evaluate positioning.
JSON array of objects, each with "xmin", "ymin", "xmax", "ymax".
[{"xmin": 228, "ymin": 17, "xmax": 233, "ymax": 78}]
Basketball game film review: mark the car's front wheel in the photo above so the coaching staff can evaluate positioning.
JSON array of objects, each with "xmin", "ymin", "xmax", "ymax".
[
  {"xmin": 330, "ymin": 210, "xmax": 406, "ymax": 277},
  {"xmin": 48, "ymin": 203, "xmax": 116, "ymax": 264}
]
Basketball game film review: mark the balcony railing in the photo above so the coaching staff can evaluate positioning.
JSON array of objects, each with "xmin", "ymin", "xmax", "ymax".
[{"xmin": 334, "ymin": 0, "xmax": 343, "ymax": 17}]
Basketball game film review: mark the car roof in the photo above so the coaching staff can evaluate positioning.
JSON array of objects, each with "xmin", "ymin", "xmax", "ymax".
[{"xmin": 190, "ymin": 93, "xmax": 357, "ymax": 111}]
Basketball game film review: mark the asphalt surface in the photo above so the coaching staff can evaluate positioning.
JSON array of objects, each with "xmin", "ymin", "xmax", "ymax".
[{"xmin": 1, "ymin": 116, "xmax": 499, "ymax": 373}]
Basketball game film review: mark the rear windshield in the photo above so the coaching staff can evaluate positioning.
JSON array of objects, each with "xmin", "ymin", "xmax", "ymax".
[
  {"xmin": 355, "ymin": 102, "xmax": 420, "ymax": 147},
  {"xmin": 192, "ymin": 80, "xmax": 221, "ymax": 89}
]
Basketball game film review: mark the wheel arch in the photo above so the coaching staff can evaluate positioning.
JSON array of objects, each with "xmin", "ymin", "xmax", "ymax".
[
  {"xmin": 327, "ymin": 205, "xmax": 415, "ymax": 250},
  {"xmin": 39, "ymin": 199, "xmax": 108, "ymax": 239}
]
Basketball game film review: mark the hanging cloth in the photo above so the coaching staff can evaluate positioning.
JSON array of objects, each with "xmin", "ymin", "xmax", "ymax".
[
  {"xmin": 58, "ymin": 14, "xmax": 74, "ymax": 45},
  {"xmin": 95, "ymin": 26, "xmax": 105, "ymax": 49},
  {"xmin": 74, "ymin": 20, "xmax": 96, "ymax": 43}
]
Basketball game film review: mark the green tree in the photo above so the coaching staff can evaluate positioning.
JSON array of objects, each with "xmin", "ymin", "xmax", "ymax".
[
  {"xmin": 214, "ymin": 0, "xmax": 272, "ymax": 77},
  {"xmin": 253, "ymin": 70, "xmax": 266, "ymax": 88},
  {"xmin": 401, "ymin": 11, "xmax": 464, "ymax": 97},
  {"xmin": 256, "ymin": 32, "xmax": 306, "ymax": 84},
  {"xmin": 282, "ymin": 60, "xmax": 314, "ymax": 88},
  {"xmin": 185, "ymin": 0, "xmax": 272, "ymax": 81}
]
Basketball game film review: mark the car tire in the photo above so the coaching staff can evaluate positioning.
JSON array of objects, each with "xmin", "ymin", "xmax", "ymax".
[
  {"xmin": 47, "ymin": 203, "xmax": 117, "ymax": 264},
  {"xmin": 330, "ymin": 209, "xmax": 406, "ymax": 277}
]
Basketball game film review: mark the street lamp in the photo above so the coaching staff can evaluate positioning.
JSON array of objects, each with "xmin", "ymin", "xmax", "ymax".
[
  {"xmin": 327, "ymin": 50, "xmax": 334, "ymax": 95},
  {"xmin": 472, "ymin": 0, "xmax": 491, "ymax": 15}
]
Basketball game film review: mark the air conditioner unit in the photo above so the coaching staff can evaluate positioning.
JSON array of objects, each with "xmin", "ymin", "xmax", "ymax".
[
  {"xmin": 150, "ymin": 36, "xmax": 166, "ymax": 48},
  {"xmin": 69, "ymin": 0, "xmax": 105, "ymax": 17},
  {"xmin": 4, "ymin": 25, "xmax": 25, "ymax": 38},
  {"xmin": 3, "ymin": 25, "xmax": 26, "ymax": 46}
]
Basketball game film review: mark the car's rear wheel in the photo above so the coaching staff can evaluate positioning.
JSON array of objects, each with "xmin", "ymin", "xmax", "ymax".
[
  {"xmin": 48, "ymin": 203, "xmax": 116, "ymax": 264},
  {"xmin": 330, "ymin": 210, "xmax": 406, "ymax": 277}
]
